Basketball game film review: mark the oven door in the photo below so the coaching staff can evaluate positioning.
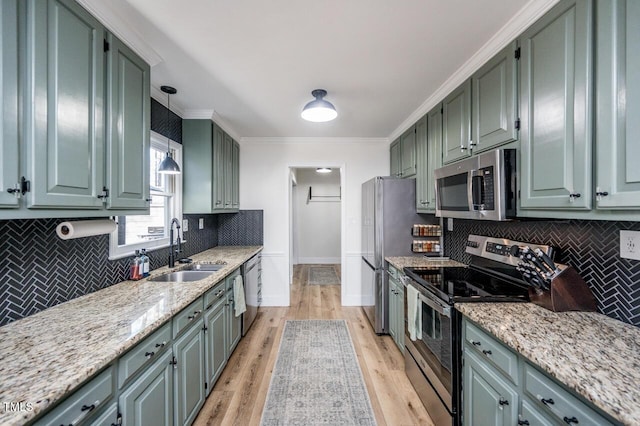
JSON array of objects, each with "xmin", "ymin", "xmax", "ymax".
[{"xmin": 405, "ymin": 282, "xmax": 454, "ymax": 412}]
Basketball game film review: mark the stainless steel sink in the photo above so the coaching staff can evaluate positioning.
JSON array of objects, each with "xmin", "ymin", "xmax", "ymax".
[
  {"xmin": 185, "ymin": 264, "xmax": 225, "ymax": 272},
  {"xmin": 149, "ymin": 270, "xmax": 215, "ymax": 282}
]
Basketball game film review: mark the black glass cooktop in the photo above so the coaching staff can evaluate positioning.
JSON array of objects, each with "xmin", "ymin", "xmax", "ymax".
[{"xmin": 403, "ymin": 265, "xmax": 529, "ymax": 304}]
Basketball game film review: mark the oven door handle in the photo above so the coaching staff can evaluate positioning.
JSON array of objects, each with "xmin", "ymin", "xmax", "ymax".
[{"xmin": 418, "ymin": 292, "xmax": 451, "ymax": 318}]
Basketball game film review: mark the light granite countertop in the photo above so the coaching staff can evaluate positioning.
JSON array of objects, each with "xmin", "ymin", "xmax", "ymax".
[
  {"xmin": 386, "ymin": 256, "xmax": 466, "ymax": 271},
  {"xmin": 456, "ymin": 302, "xmax": 640, "ymax": 426},
  {"xmin": 0, "ymin": 245, "xmax": 262, "ymax": 426}
]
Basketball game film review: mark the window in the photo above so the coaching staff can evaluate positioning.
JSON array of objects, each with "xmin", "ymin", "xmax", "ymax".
[{"xmin": 109, "ymin": 131, "xmax": 183, "ymax": 259}]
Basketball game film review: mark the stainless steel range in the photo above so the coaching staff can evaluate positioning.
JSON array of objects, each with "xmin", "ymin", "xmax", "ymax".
[{"xmin": 402, "ymin": 234, "xmax": 555, "ymax": 426}]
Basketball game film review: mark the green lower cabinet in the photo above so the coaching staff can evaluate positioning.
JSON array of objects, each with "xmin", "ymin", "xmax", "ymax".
[
  {"xmin": 204, "ymin": 296, "xmax": 227, "ymax": 394},
  {"xmin": 91, "ymin": 402, "xmax": 120, "ymax": 426},
  {"xmin": 388, "ymin": 277, "xmax": 398, "ymax": 343},
  {"xmin": 119, "ymin": 350, "xmax": 174, "ymax": 426},
  {"xmin": 226, "ymin": 287, "xmax": 242, "ymax": 355},
  {"xmin": 519, "ymin": 398, "xmax": 556, "ymax": 426},
  {"xmin": 387, "ymin": 271, "xmax": 404, "ymax": 353},
  {"xmin": 463, "ymin": 349, "xmax": 519, "ymax": 426},
  {"xmin": 173, "ymin": 319, "xmax": 206, "ymax": 426}
]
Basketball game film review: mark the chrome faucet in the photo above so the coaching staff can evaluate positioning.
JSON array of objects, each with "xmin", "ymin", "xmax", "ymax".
[{"xmin": 168, "ymin": 218, "xmax": 182, "ymax": 268}]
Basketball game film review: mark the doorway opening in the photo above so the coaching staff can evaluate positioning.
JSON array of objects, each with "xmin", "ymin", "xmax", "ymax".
[{"xmin": 289, "ymin": 167, "xmax": 343, "ymax": 297}]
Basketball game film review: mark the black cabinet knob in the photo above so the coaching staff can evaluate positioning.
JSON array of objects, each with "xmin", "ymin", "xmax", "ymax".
[
  {"xmin": 518, "ymin": 420, "xmax": 530, "ymax": 425},
  {"xmin": 471, "ymin": 341, "xmax": 481, "ymax": 346},
  {"xmin": 498, "ymin": 398, "xmax": 509, "ymax": 406},
  {"xmin": 563, "ymin": 417, "xmax": 579, "ymax": 424},
  {"xmin": 145, "ymin": 351, "xmax": 155, "ymax": 358},
  {"xmin": 482, "ymin": 349, "xmax": 492, "ymax": 355}
]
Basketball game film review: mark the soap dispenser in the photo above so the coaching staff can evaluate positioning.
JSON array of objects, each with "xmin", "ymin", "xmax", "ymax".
[
  {"xmin": 141, "ymin": 249, "xmax": 150, "ymax": 277},
  {"xmin": 131, "ymin": 250, "xmax": 141, "ymax": 280}
]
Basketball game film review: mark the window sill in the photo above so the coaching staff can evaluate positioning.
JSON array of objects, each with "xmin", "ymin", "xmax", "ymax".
[{"xmin": 108, "ymin": 240, "xmax": 188, "ymax": 261}]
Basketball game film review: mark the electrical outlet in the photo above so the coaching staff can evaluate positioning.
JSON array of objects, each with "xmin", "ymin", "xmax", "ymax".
[
  {"xmin": 620, "ymin": 230, "xmax": 640, "ymax": 260},
  {"xmin": 447, "ymin": 218, "xmax": 454, "ymax": 232},
  {"xmin": 199, "ymin": 218, "xmax": 204, "ymax": 229},
  {"xmin": 182, "ymin": 219, "xmax": 188, "ymax": 232}
]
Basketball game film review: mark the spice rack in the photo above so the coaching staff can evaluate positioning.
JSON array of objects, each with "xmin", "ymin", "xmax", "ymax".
[{"xmin": 411, "ymin": 224, "xmax": 442, "ymax": 255}]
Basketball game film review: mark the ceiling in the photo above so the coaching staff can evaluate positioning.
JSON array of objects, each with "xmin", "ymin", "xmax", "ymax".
[{"xmin": 84, "ymin": 0, "xmax": 554, "ymax": 139}]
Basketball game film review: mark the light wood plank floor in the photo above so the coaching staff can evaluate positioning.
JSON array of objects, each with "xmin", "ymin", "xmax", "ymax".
[{"xmin": 194, "ymin": 264, "xmax": 434, "ymax": 426}]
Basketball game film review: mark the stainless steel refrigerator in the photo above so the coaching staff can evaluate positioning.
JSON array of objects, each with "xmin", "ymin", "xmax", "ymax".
[{"xmin": 361, "ymin": 177, "xmax": 432, "ymax": 334}]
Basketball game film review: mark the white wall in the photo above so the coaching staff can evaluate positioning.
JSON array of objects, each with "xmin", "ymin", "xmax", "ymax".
[
  {"xmin": 295, "ymin": 168, "xmax": 341, "ymax": 264},
  {"xmin": 239, "ymin": 138, "xmax": 389, "ymax": 306}
]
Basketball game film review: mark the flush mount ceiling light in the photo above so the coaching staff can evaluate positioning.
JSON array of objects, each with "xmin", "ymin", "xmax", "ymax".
[
  {"xmin": 316, "ymin": 167, "xmax": 332, "ymax": 173},
  {"xmin": 301, "ymin": 89, "xmax": 337, "ymax": 122},
  {"xmin": 158, "ymin": 85, "xmax": 181, "ymax": 175}
]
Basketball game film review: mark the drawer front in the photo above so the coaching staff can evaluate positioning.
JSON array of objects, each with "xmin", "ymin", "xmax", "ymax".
[
  {"xmin": 118, "ymin": 321, "xmax": 171, "ymax": 388},
  {"xmin": 173, "ymin": 297, "xmax": 204, "ymax": 338},
  {"xmin": 91, "ymin": 402, "xmax": 119, "ymax": 426},
  {"xmin": 34, "ymin": 366, "xmax": 114, "ymax": 426},
  {"xmin": 523, "ymin": 363, "xmax": 614, "ymax": 426},
  {"xmin": 520, "ymin": 397, "xmax": 555, "ymax": 426},
  {"xmin": 204, "ymin": 282, "xmax": 226, "ymax": 310},
  {"xmin": 464, "ymin": 320, "xmax": 519, "ymax": 384}
]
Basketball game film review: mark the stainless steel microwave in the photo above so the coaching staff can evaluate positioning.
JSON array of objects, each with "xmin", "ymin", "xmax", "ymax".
[{"xmin": 434, "ymin": 149, "xmax": 517, "ymax": 221}]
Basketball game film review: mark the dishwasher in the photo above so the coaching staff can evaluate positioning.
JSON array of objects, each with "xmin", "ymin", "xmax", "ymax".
[{"xmin": 242, "ymin": 254, "xmax": 262, "ymax": 335}]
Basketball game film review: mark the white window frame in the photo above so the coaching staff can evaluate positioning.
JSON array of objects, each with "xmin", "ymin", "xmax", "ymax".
[{"xmin": 108, "ymin": 130, "xmax": 183, "ymax": 260}]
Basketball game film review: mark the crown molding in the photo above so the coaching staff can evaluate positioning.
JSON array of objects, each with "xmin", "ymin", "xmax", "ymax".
[
  {"xmin": 388, "ymin": 0, "xmax": 561, "ymax": 142},
  {"xmin": 182, "ymin": 109, "xmax": 214, "ymax": 120},
  {"xmin": 240, "ymin": 137, "xmax": 389, "ymax": 146},
  {"xmin": 75, "ymin": 0, "xmax": 163, "ymax": 67}
]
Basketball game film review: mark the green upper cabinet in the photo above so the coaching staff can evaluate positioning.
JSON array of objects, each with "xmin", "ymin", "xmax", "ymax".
[
  {"xmin": 183, "ymin": 120, "xmax": 239, "ymax": 214},
  {"xmin": 595, "ymin": 0, "xmax": 640, "ymax": 210},
  {"xmin": 389, "ymin": 127, "xmax": 416, "ymax": 178},
  {"xmin": 182, "ymin": 120, "xmax": 213, "ymax": 214},
  {"xmin": 390, "ymin": 138, "xmax": 400, "ymax": 177},
  {"xmin": 415, "ymin": 115, "xmax": 429, "ymax": 211},
  {"xmin": 25, "ymin": 0, "xmax": 105, "ymax": 209},
  {"xmin": 519, "ymin": 0, "xmax": 593, "ymax": 210},
  {"xmin": 442, "ymin": 79, "xmax": 472, "ymax": 164},
  {"xmin": 426, "ymin": 105, "xmax": 443, "ymax": 209},
  {"xmin": 0, "ymin": 0, "xmax": 19, "ymax": 209},
  {"xmin": 471, "ymin": 41, "xmax": 519, "ymax": 153},
  {"xmin": 105, "ymin": 33, "xmax": 150, "ymax": 210},
  {"xmin": 400, "ymin": 127, "xmax": 417, "ymax": 178}
]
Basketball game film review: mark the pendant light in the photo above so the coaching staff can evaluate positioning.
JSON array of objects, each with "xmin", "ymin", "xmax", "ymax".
[
  {"xmin": 301, "ymin": 89, "xmax": 337, "ymax": 122},
  {"xmin": 158, "ymin": 85, "xmax": 181, "ymax": 175}
]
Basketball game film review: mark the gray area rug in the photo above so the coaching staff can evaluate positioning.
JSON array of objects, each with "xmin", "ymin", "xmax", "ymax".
[
  {"xmin": 308, "ymin": 266, "xmax": 340, "ymax": 285},
  {"xmin": 260, "ymin": 320, "xmax": 377, "ymax": 425}
]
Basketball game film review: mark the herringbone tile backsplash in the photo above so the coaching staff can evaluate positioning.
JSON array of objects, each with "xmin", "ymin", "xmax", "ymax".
[
  {"xmin": 0, "ymin": 210, "xmax": 264, "ymax": 326},
  {"xmin": 445, "ymin": 219, "xmax": 640, "ymax": 327}
]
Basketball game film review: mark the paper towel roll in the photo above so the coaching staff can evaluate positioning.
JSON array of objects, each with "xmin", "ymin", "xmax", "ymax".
[{"xmin": 56, "ymin": 219, "xmax": 117, "ymax": 240}]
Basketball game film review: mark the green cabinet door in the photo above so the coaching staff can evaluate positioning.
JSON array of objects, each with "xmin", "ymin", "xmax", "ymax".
[
  {"xmin": 472, "ymin": 41, "xmax": 519, "ymax": 153},
  {"xmin": 400, "ymin": 127, "xmax": 417, "ymax": 178},
  {"xmin": 212, "ymin": 123, "xmax": 225, "ymax": 211},
  {"xmin": 227, "ymin": 288, "xmax": 242, "ymax": 354},
  {"xmin": 105, "ymin": 33, "xmax": 150, "ymax": 210},
  {"xmin": 182, "ymin": 120, "xmax": 213, "ymax": 214},
  {"xmin": 223, "ymin": 133, "xmax": 234, "ymax": 210},
  {"xmin": 26, "ymin": 0, "xmax": 105, "ymax": 209},
  {"xmin": 519, "ymin": 0, "xmax": 593, "ymax": 210},
  {"xmin": 395, "ymin": 280, "xmax": 404, "ymax": 352},
  {"xmin": 173, "ymin": 320, "xmax": 205, "ymax": 426},
  {"xmin": 204, "ymin": 298, "xmax": 227, "ymax": 393},
  {"xmin": 426, "ymin": 104, "xmax": 443, "ymax": 210},
  {"xmin": 415, "ymin": 115, "xmax": 429, "ymax": 211},
  {"xmin": 595, "ymin": 0, "xmax": 640, "ymax": 209},
  {"xmin": 390, "ymin": 139, "xmax": 400, "ymax": 177},
  {"xmin": 232, "ymin": 140, "xmax": 240, "ymax": 209},
  {"xmin": 443, "ymin": 80, "xmax": 472, "ymax": 164},
  {"xmin": 463, "ymin": 349, "xmax": 518, "ymax": 426},
  {"xmin": 0, "ymin": 0, "xmax": 19, "ymax": 208},
  {"xmin": 119, "ymin": 350, "xmax": 174, "ymax": 426},
  {"xmin": 388, "ymin": 277, "xmax": 397, "ymax": 342}
]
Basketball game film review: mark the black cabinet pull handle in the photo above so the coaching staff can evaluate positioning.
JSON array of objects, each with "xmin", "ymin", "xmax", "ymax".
[
  {"xmin": 81, "ymin": 404, "xmax": 95, "ymax": 412},
  {"xmin": 145, "ymin": 351, "xmax": 155, "ymax": 358},
  {"xmin": 498, "ymin": 398, "xmax": 509, "ymax": 406},
  {"xmin": 595, "ymin": 191, "xmax": 608, "ymax": 197},
  {"xmin": 569, "ymin": 193, "xmax": 581, "ymax": 198},
  {"xmin": 155, "ymin": 341, "xmax": 166, "ymax": 348},
  {"xmin": 482, "ymin": 349, "xmax": 492, "ymax": 355},
  {"xmin": 563, "ymin": 417, "xmax": 579, "ymax": 424},
  {"xmin": 471, "ymin": 341, "xmax": 481, "ymax": 346},
  {"xmin": 518, "ymin": 420, "xmax": 530, "ymax": 425},
  {"xmin": 541, "ymin": 398, "xmax": 555, "ymax": 406}
]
